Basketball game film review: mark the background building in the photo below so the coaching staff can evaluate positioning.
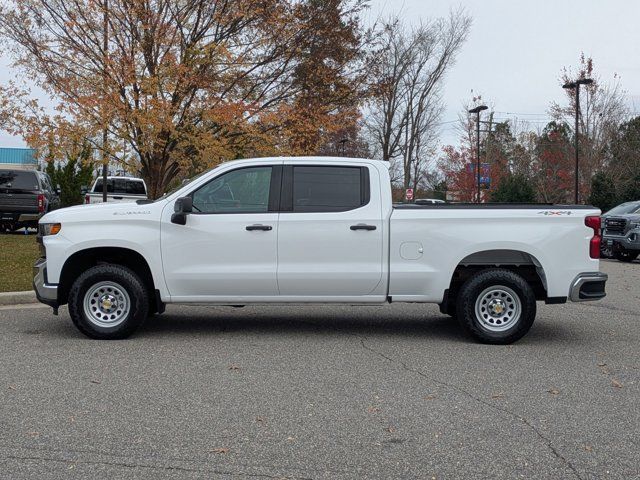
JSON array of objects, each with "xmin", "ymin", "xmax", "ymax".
[{"xmin": 0, "ymin": 147, "xmax": 37, "ymax": 170}]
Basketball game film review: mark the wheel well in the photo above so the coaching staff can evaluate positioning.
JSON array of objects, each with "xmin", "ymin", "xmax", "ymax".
[
  {"xmin": 443, "ymin": 250, "xmax": 548, "ymax": 311},
  {"xmin": 58, "ymin": 247, "xmax": 157, "ymax": 310}
]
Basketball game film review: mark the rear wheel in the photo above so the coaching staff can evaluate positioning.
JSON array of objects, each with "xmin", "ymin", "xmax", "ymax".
[
  {"xmin": 456, "ymin": 269, "xmax": 536, "ymax": 344},
  {"xmin": 614, "ymin": 249, "xmax": 638, "ymax": 262},
  {"xmin": 68, "ymin": 264, "xmax": 149, "ymax": 339}
]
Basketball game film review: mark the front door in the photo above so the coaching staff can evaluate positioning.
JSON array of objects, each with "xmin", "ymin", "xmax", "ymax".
[
  {"xmin": 161, "ymin": 165, "xmax": 281, "ymax": 300},
  {"xmin": 276, "ymin": 164, "xmax": 384, "ymax": 297}
]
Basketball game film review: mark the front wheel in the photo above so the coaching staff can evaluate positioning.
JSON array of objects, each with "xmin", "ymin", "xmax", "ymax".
[
  {"xmin": 614, "ymin": 249, "xmax": 639, "ymax": 262},
  {"xmin": 68, "ymin": 264, "xmax": 149, "ymax": 339},
  {"xmin": 456, "ymin": 269, "xmax": 536, "ymax": 344}
]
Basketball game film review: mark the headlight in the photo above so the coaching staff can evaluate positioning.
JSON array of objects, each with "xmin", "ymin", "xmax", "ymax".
[
  {"xmin": 39, "ymin": 223, "xmax": 61, "ymax": 236},
  {"xmin": 630, "ymin": 221, "xmax": 640, "ymax": 230}
]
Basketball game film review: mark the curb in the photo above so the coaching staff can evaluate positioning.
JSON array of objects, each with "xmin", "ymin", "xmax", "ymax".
[{"xmin": 0, "ymin": 290, "xmax": 38, "ymax": 306}]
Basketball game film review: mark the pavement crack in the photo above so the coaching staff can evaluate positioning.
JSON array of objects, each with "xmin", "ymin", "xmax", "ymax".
[{"xmin": 358, "ymin": 336, "xmax": 584, "ymax": 480}]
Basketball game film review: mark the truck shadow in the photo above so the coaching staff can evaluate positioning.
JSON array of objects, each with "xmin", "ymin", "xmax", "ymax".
[{"xmin": 133, "ymin": 306, "xmax": 578, "ymax": 345}]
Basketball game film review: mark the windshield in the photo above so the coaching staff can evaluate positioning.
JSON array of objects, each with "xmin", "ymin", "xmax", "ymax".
[{"xmin": 606, "ymin": 202, "xmax": 640, "ymax": 215}]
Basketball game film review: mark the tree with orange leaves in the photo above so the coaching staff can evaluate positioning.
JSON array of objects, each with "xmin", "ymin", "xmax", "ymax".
[{"xmin": 0, "ymin": 0, "xmax": 369, "ymax": 198}]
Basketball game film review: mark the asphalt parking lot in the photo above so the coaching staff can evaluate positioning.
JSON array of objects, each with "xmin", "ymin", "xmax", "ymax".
[{"xmin": 0, "ymin": 260, "xmax": 638, "ymax": 479}]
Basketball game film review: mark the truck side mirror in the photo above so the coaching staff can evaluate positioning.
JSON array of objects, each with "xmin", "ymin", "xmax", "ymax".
[
  {"xmin": 80, "ymin": 186, "xmax": 88, "ymax": 195},
  {"xmin": 171, "ymin": 196, "xmax": 193, "ymax": 225}
]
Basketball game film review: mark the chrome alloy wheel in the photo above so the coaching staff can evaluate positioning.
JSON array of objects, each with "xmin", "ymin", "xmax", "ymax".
[
  {"xmin": 83, "ymin": 281, "xmax": 131, "ymax": 328},
  {"xmin": 474, "ymin": 285, "xmax": 521, "ymax": 332}
]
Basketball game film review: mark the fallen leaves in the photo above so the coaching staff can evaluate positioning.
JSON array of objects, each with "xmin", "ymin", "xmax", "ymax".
[
  {"xmin": 367, "ymin": 406, "xmax": 380, "ymax": 414},
  {"xmin": 386, "ymin": 425, "xmax": 397, "ymax": 434},
  {"xmin": 8, "ymin": 385, "xmax": 16, "ymax": 391},
  {"xmin": 424, "ymin": 394, "xmax": 437, "ymax": 401},
  {"xmin": 547, "ymin": 389, "xmax": 560, "ymax": 395},
  {"xmin": 611, "ymin": 379, "xmax": 623, "ymax": 389},
  {"xmin": 211, "ymin": 447, "xmax": 229, "ymax": 454},
  {"xmin": 582, "ymin": 444, "xmax": 593, "ymax": 452},
  {"xmin": 491, "ymin": 392, "xmax": 504, "ymax": 399},
  {"xmin": 90, "ymin": 380, "xmax": 101, "ymax": 385},
  {"xmin": 228, "ymin": 364, "xmax": 241, "ymax": 371}
]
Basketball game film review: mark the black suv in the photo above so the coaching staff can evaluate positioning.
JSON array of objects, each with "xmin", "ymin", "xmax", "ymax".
[
  {"xmin": 0, "ymin": 169, "xmax": 60, "ymax": 232},
  {"xmin": 601, "ymin": 200, "xmax": 640, "ymax": 262}
]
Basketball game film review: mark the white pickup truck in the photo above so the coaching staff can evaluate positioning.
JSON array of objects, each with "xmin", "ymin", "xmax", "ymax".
[
  {"xmin": 34, "ymin": 157, "xmax": 607, "ymax": 344},
  {"xmin": 84, "ymin": 176, "xmax": 148, "ymax": 204}
]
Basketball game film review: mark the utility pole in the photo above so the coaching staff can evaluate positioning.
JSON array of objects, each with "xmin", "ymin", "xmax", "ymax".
[
  {"xmin": 563, "ymin": 78, "xmax": 593, "ymax": 204},
  {"xmin": 468, "ymin": 105, "xmax": 488, "ymax": 203},
  {"xmin": 338, "ymin": 138, "xmax": 348, "ymax": 156},
  {"xmin": 101, "ymin": 0, "xmax": 109, "ymax": 202}
]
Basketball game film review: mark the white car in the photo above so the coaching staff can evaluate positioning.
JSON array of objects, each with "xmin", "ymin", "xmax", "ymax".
[
  {"xmin": 85, "ymin": 176, "xmax": 148, "ymax": 204},
  {"xmin": 34, "ymin": 157, "xmax": 607, "ymax": 343}
]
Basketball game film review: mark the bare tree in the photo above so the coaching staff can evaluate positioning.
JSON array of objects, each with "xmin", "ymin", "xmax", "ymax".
[
  {"xmin": 550, "ymin": 54, "xmax": 629, "ymax": 198},
  {"xmin": 365, "ymin": 9, "xmax": 471, "ymax": 189}
]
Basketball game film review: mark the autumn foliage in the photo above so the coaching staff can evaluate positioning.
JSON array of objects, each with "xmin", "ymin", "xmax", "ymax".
[{"xmin": 0, "ymin": 0, "xmax": 370, "ymax": 197}]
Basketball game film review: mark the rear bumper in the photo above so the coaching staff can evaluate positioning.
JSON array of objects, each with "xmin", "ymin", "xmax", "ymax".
[
  {"xmin": 33, "ymin": 257, "xmax": 59, "ymax": 308},
  {"xmin": 569, "ymin": 272, "xmax": 608, "ymax": 302},
  {"xmin": 0, "ymin": 212, "xmax": 40, "ymax": 223}
]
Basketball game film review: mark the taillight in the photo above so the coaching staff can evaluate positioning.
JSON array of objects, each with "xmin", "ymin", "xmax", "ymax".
[
  {"xmin": 585, "ymin": 215, "xmax": 601, "ymax": 259},
  {"xmin": 85, "ymin": 194, "xmax": 90, "ymax": 204},
  {"xmin": 37, "ymin": 194, "xmax": 45, "ymax": 213}
]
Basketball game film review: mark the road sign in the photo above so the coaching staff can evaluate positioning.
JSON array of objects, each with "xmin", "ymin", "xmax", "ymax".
[
  {"xmin": 466, "ymin": 163, "xmax": 491, "ymax": 188},
  {"xmin": 405, "ymin": 188, "xmax": 414, "ymax": 201}
]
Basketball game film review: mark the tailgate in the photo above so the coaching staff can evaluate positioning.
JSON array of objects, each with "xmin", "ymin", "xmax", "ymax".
[{"xmin": 0, "ymin": 193, "xmax": 39, "ymax": 214}]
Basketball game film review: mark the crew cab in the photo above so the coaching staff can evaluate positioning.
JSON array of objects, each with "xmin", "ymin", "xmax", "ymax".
[
  {"xmin": 34, "ymin": 157, "xmax": 607, "ymax": 344},
  {"xmin": 85, "ymin": 176, "xmax": 148, "ymax": 204}
]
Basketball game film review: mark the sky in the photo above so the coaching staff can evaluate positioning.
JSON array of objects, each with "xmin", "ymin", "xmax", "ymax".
[
  {"xmin": 367, "ymin": 0, "xmax": 640, "ymax": 146},
  {"xmin": 1, "ymin": 0, "xmax": 639, "ymax": 149}
]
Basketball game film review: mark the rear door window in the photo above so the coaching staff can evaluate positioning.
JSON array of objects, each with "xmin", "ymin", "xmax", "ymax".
[
  {"xmin": 0, "ymin": 171, "xmax": 39, "ymax": 190},
  {"xmin": 290, "ymin": 166, "xmax": 368, "ymax": 212}
]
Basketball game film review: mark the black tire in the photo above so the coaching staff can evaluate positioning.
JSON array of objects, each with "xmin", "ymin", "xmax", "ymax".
[
  {"xmin": 614, "ymin": 250, "xmax": 639, "ymax": 262},
  {"xmin": 456, "ymin": 268, "xmax": 536, "ymax": 345},
  {"xmin": 68, "ymin": 264, "xmax": 149, "ymax": 339},
  {"xmin": 600, "ymin": 242, "xmax": 614, "ymax": 259},
  {"xmin": 2, "ymin": 222, "xmax": 16, "ymax": 233}
]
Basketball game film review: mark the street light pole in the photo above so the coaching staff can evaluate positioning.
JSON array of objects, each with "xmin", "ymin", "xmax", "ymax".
[
  {"xmin": 563, "ymin": 78, "xmax": 593, "ymax": 204},
  {"xmin": 468, "ymin": 105, "xmax": 488, "ymax": 203}
]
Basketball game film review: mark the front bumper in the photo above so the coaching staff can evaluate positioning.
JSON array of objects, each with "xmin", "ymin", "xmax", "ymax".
[
  {"xmin": 603, "ymin": 229, "xmax": 640, "ymax": 251},
  {"xmin": 569, "ymin": 272, "xmax": 608, "ymax": 302},
  {"xmin": 33, "ymin": 257, "xmax": 59, "ymax": 308}
]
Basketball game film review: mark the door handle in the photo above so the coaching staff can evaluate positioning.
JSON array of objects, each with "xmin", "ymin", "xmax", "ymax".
[
  {"xmin": 350, "ymin": 224, "xmax": 377, "ymax": 231},
  {"xmin": 246, "ymin": 224, "xmax": 273, "ymax": 231}
]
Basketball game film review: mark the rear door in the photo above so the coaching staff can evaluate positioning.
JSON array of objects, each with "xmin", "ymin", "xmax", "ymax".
[{"xmin": 276, "ymin": 164, "xmax": 384, "ymax": 297}]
